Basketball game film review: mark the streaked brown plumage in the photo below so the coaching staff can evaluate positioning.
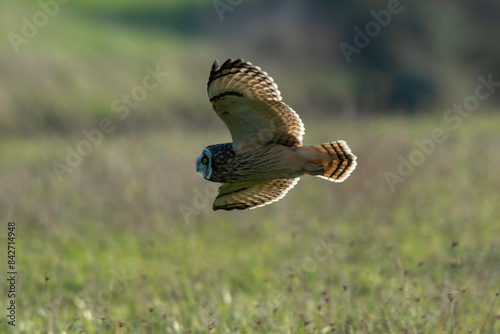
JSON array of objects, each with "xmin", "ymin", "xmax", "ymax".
[{"xmin": 196, "ymin": 59, "xmax": 357, "ymax": 211}]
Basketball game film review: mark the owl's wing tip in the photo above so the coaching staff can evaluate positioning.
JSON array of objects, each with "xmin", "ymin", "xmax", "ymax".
[
  {"xmin": 212, "ymin": 60, "xmax": 221, "ymax": 72},
  {"xmin": 213, "ymin": 58, "xmax": 249, "ymax": 71},
  {"xmin": 221, "ymin": 58, "xmax": 233, "ymax": 68},
  {"xmin": 211, "ymin": 58, "xmax": 247, "ymax": 75}
]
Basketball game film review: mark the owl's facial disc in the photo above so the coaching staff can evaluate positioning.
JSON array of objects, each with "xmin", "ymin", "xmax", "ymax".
[{"xmin": 196, "ymin": 148, "xmax": 212, "ymax": 180}]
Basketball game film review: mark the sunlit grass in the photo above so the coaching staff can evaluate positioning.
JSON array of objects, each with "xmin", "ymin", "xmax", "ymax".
[
  {"xmin": 1, "ymin": 115, "xmax": 499, "ymax": 333},
  {"xmin": 1, "ymin": 2, "xmax": 499, "ymax": 331},
  {"xmin": 0, "ymin": 0, "xmax": 219, "ymax": 136}
]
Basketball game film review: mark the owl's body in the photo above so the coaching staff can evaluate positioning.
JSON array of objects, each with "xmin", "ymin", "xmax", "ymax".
[
  {"xmin": 201, "ymin": 143, "xmax": 297, "ymax": 183},
  {"xmin": 196, "ymin": 59, "xmax": 357, "ymax": 210},
  {"xmin": 203, "ymin": 142, "xmax": 353, "ymax": 183}
]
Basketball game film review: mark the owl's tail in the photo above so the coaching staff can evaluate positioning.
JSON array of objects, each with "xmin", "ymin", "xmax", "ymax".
[{"xmin": 298, "ymin": 140, "xmax": 357, "ymax": 182}]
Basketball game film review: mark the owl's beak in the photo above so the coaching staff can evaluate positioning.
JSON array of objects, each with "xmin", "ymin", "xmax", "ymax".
[
  {"xmin": 196, "ymin": 167, "xmax": 204, "ymax": 178},
  {"xmin": 196, "ymin": 160, "xmax": 204, "ymax": 178}
]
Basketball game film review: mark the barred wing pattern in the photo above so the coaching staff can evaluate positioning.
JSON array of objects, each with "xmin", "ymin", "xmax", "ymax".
[
  {"xmin": 213, "ymin": 178, "xmax": 299, "ymax": 211},
  {"xmin": 207, "ymin": 59, "xmax": 305, "ymax": 151}
]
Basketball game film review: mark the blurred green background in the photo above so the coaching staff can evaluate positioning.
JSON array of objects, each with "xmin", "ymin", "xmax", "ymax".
[{"xmin": 1, "ymin": 0, "xmax": 499, "ymax": 333}]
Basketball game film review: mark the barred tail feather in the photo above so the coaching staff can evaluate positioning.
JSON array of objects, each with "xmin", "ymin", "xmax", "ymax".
[{"xmin": 300, "ymin": 140, "xmax": 357, "ymax": 182}]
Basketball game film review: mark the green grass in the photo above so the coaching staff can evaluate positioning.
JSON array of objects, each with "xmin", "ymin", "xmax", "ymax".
[
  {"xmin": 1, "ymin": 115, "xmax": 499, "ymax": 333},
  {"xmin": 0, "ymin": 0, "xmax": 360, "ymax": 136},
  {"xmin": 1, "ymin": 1, "xmax": 499, "ymax": 332},
  {"xmin": 0, "ymin": 0, "xmax": 222, "ymax": 135}
]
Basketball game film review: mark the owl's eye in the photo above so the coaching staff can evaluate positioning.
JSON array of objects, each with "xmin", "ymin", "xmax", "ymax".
[{"xmin": 202, "ymin": 157, "xmax": 208, "ymax": 164}]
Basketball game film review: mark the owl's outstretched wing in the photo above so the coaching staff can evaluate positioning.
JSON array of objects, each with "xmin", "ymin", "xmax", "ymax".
[
  {"xmin": 213, "ymin": 178, "xmax": 300, "ymax": 211},
  {"xmin": 207, "ymin": 59, "xmax": 305, "ymax": 152}
]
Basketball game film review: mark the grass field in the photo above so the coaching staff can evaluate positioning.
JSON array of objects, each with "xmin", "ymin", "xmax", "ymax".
[
  {"xmin": 1, "ymin": 0, "xmax": 499, "ymax": 333},
  {"xmin": 1, "ymin": 114, "xmax": 499, "ymax": 333}
]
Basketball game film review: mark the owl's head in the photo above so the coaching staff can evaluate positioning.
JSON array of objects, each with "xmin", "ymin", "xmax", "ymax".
[{"xmin": 196, "ymin": 148, "xmax": 213, "ymax": 180}]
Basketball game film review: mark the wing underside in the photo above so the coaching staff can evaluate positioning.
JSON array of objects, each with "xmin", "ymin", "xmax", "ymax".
[
  {"xmin": 207, "ymin": 59, "xmax": 305, "ymax": 150},
  {"xmin": 213, "ymin": 178, "xmax": 300, "ymax": 211}
]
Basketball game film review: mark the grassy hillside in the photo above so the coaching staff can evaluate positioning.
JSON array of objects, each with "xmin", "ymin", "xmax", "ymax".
[
  {"xmin": 1, "ymin": 0, "xmax": 499, "ymax": 333},
  {"xmin": 4, "ymin": 0, "xmax": 498, "ymax": 136},
  {"xmin": 2, "ymin": 115, "xmax": 500, "ymax": 333},
  {"xmin": 0, "ymin": 0, "xmax": 225, "ymax": 136}
]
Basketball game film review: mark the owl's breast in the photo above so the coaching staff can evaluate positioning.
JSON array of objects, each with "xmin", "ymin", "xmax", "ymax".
[{"xmin": 210, "ymin": 144, "xmax": 305, "ymax": 183}]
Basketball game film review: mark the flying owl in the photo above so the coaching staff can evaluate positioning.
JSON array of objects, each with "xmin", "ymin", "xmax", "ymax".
[{"xmin": 196, "ymin": 58, "xmax": 357, "ymax": 211}]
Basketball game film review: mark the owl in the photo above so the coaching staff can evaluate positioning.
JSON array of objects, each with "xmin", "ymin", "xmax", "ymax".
[{"xmin": 196, "ymin": 58, "xmax": 357, "ymax": 211}]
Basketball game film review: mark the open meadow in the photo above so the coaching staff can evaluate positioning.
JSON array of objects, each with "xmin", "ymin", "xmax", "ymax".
[
  {"xmin": 2, "ymin": 115, "xmax": 500, "ymax": 333},
  {"xmin": 1, "ymin": 0, "xmax": 499, "ymax": 333}
]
